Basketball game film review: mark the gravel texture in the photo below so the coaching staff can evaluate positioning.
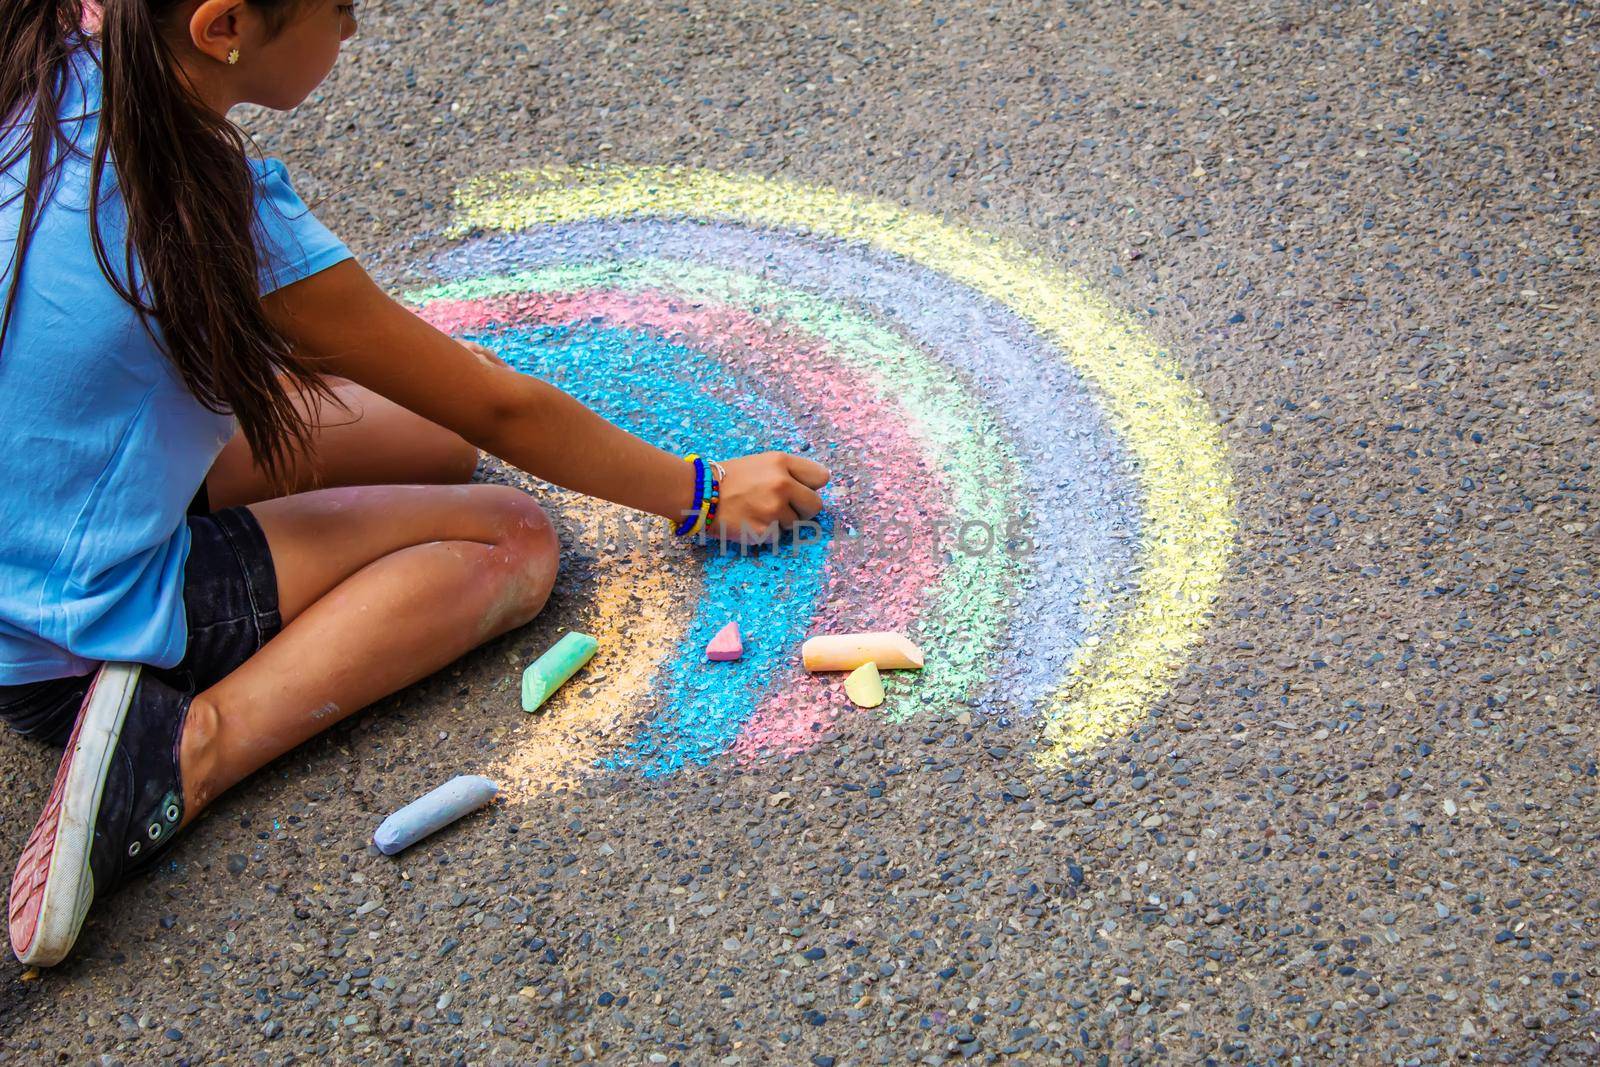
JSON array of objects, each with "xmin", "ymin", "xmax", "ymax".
[{"xmin": 2, "ymin": 1, "xmax": 1597, "ymax": 1063}]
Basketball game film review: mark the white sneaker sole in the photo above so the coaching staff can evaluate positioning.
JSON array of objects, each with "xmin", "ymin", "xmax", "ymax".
[{"xmin": 9, "ymin": 662, "xmax": 140, "ymax": 966}]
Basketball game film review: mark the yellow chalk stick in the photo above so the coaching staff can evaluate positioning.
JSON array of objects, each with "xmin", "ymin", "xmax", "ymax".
[
  {"xmin": 802, "ymin": 632, "xmax": 924, "ymax": 672},
  {"xmin": 844, "ymin": 662, "xmax": 885, "ymax": 709}
]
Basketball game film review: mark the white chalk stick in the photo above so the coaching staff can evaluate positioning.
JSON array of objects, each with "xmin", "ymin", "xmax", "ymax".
[
  {"xmin": 374, "ymin": 775, "xmax": 499, "ymax": 856},
  {"xmin": 802, "ymin": 632, "xmax": 924, "ymax": 672}
]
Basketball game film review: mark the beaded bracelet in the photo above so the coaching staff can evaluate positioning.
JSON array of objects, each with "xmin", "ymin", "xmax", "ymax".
[
  {"xmin": 674, "ymin": 455, "xmax": 707, "ymax": 537},
  {"xmin": 691, "ymin": 457, "xmax": 714, "ymax": 534},
  {"xmin": 674, "ymin": 455, "xmax": 725, "ymax": 538},
  {"xmin": 703, "ymin": 472, "xmax": 722, "ymax": 533}
]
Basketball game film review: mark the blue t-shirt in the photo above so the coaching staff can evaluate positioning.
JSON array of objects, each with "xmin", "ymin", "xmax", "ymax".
[{"xmin": 0, "ymin": 48, "xmax": 352, "ymax": 684}]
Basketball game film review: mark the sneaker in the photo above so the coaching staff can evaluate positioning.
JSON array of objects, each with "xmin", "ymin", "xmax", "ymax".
[{"xmin": 8, "ymin": 663, "xmax": 190, "ymax": 966}]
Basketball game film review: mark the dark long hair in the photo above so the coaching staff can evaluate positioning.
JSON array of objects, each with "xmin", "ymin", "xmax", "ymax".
[{"xmin": 1, "ymin": 0, "xmax": 328, "ymax": 486}]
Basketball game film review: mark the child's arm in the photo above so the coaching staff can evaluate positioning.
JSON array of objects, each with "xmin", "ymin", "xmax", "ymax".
[{"xmin": 264, "ymin": 260, "xmax": 828, "ymax": 534}]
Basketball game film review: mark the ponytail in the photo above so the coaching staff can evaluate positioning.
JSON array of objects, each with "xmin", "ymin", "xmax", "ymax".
[
  {"xmin": 1, "ymin": 0, "xmax": 86, "ymax": 347},
  {"xmin": 3, "ymin": 0, "xmax": 327, "ymax": 488}
]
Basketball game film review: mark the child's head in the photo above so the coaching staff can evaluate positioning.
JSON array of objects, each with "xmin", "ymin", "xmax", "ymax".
[
  {"xmin": 1, "ymin": 1, "xmax": 360, "ymax": 484},
  {"xmin": 162, "ymin": 0, "xmax": 359, "ymax": 111}
]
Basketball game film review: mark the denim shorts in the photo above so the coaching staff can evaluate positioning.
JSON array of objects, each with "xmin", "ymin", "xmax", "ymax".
[{"xmin": 0, "ymin": 506, "xmax": 281, "ymax": 747}]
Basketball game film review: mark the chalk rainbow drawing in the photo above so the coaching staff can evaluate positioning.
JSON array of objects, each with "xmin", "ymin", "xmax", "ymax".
[{"xmin": 406, "ymin": 166, "xmax": 1234, "ymax": 790}]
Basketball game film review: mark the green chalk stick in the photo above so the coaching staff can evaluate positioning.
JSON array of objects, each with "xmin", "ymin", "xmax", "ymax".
[{"xmin": 521, "ymin": 631, "xmax": 598, "ymax": 712}]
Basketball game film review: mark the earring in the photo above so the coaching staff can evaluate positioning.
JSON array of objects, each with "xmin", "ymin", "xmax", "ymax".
[{"xmin": 226, "ymin": 48, "xmax": 240, "ymax": 65}]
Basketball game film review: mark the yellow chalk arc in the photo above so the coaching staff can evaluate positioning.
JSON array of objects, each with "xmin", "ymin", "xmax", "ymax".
[{"xmin": 489, "ymin": 494, "xmax": 691, "ymax": 793}]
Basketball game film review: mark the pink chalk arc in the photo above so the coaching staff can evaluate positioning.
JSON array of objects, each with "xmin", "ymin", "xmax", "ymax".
[{"xmin": 418, "ymin": 285, "xmax": 958, "ymax": 757}]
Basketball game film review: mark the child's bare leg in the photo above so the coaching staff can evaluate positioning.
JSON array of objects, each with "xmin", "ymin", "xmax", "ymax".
[
  {"xmin": 176, "ymin": 482, "xmax": 558, "ymax": 818},
  {"xmin": 206, "ymin": 379, "xmax": 480, "ymax": 508}
]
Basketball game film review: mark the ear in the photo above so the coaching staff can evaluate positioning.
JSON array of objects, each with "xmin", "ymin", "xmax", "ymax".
[{"xmin": 188, "ymin": 0, "xmax": 247, "ymax": 65}]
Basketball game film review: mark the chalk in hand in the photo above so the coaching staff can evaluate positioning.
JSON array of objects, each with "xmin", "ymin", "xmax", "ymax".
[
  {"xmin": 844, "ymin": 662, "xmax": 885, "ymax": 708},
  {"xmin": 802, "ymin": 632, "xmax": 924, "ymax": 672},
  {"xmin": 521, "ymin": 631, "xmax": 599, "ymax": 712},
  {"xmin": 706, "ymin": 621, "xmax": 743, "ymax": 661},
  {"xmin": 374, "ymin": 774, "xmax": 499, "ymax": 856}
]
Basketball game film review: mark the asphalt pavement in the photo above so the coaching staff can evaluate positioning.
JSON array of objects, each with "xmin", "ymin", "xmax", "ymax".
[{"xmin": 1, "ymin": 1, "xmax": 1595, "ymax": 1063}]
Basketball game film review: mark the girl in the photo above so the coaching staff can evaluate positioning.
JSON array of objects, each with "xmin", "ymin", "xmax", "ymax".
[{"xmin": 0, "ymin": 0, "xmax": 828, "ymax": 966}]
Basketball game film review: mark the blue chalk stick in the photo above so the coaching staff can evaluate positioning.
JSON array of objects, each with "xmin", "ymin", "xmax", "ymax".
[{"xmin": 374, "ymin": 774, "xmax": 499, "ymax": 855}]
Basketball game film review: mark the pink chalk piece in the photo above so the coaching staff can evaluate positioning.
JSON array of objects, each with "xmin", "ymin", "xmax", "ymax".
[{"xmin": 706, "ymin": 621, "xmax": 743, "ymax": 661}]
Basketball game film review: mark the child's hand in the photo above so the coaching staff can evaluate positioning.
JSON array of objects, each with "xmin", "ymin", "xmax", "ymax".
[{"xmin": 711, "ymin": 452, "xmax": 830, "ymax": 545}]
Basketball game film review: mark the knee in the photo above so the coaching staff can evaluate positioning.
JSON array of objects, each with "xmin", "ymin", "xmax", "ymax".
[
  {"xmin": 474, "ymin": 486, "xmax": 560, "ymax": 624},
  {"xmin": 500, "ymin": 509, "xmax": 559, "ymax": 626}
]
